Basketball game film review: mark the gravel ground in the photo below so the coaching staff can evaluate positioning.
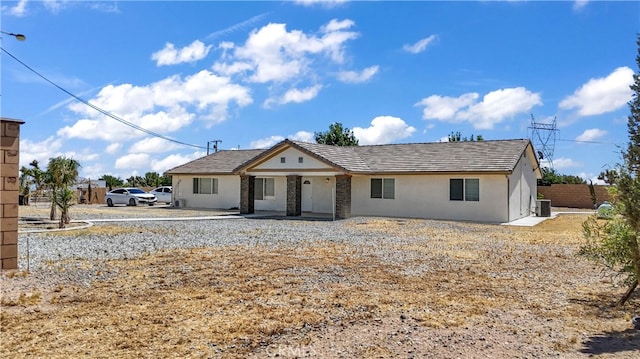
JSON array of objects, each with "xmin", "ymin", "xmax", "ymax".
[{"xmin": 3, "ymin": 206, "xmax": 639, "ymax": 358}]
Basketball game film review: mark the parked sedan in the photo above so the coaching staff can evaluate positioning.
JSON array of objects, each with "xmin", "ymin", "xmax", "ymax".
[
  {"xmin": 105, "ymin": 187, "xmax": 157, "ymax": 207},
  {"xmin": 150, "ymin": 186, "xmax": 172, "ymax": 204}
]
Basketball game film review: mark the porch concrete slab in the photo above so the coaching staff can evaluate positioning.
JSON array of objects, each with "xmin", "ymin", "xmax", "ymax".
[
  {"xmin": 501, "ymin": 210, "xmax": 594, "ymax": 227},
  {"xmin": 501, "ymin": 213, "xmax": 558, "ymax": 227}
]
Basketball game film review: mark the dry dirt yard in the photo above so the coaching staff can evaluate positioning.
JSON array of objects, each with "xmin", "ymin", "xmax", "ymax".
[{"xmin": 1, "ymin": 206, "xmax": 639, "ymax": 358}]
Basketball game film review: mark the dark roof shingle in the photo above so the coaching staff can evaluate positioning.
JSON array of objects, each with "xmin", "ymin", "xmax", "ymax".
[{"xmin": 165, "ymin": 149, "xmax": 263, "ymax": 175}]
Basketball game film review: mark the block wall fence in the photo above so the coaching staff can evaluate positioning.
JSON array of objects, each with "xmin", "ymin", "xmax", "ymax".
[
  {"xmin": 537, "ymin": 184, "xmax": 611, "ymax": 209},
  {"xmin": 1, "ymin": 118, "xmax": 23, "ymax": 270}
]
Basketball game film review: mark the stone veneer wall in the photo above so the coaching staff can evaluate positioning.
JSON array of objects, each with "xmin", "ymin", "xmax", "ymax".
[
  {"xmin": 240, "ymin": 175, "xmax": 255, "ymax": 214},
  {"xmin": 1, "ymin": 118, "xmax": 23, "ymax": 270},
  {"xmin": 286, "ymin": 175, "xmax": 301, "ymax": 216},
  {"xmin": 335, "ymin": 175, "xmax": 351, "ymax": 220}
]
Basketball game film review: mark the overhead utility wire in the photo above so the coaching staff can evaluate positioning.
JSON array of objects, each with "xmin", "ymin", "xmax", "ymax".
[{"xmin": 1, "ymin": 46, "xmax": 207, "ymax": 150}]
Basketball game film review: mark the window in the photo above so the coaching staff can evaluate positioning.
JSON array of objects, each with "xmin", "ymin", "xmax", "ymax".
[
  {"xmin": 255, "ymin": 177, "xmax": 275, "ymax": 200},
  {"xmin": 280, "ymin": 157, "xmax": 286, "ymax": 163},
  {"xmin": 450, "ymin": 178, "xmax": 479, "ymax": 201},
  {"xmin": 193, "ymin": 178, "xmax": 218, "ymax": 194},
  {"xmin": 298, "ymin": 157, "xmax": 304, "ymax": 163},
  {"xmin": 371, "ymin": 178, "xmax": 395, "ymax": 199}
]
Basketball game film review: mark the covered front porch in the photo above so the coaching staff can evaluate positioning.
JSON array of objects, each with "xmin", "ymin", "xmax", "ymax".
[{"xmin": 239, "ymin": 174, "xmax": 352, "ymax": 219}]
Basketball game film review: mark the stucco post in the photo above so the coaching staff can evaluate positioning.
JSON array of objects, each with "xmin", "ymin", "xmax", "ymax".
[
  {"xmin": 335, "ymin": 175, "xmax": 351, "ymax": 220},
  {"xmin": 286, "ymin": 175, "xmax": 301, "ymax": 216},
  {"xmin": 1, "ymin": 118, "xmax": 23, "ymax": 270},
  {"xmin": 240, "ymin": 175, "xmax": 255, "ymax": 214}
]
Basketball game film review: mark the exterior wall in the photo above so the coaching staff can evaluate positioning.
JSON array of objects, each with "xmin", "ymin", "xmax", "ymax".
[
  {"xmin": 172, "ymin": 174, "xmax": 241, "ymax": 209},
  {"xmin": 302, "ymin": 176, "xmax": 334, "ymax": 213},
  {"xmin": 537, "ymin": 184, "xmax": 611, "ymax": 208},
  {"xmin": 254, "ymin": 176, "xmax": 287, "ymax": 211},
  {"xmin": 1, "ymin": 118, "xmax": 23, "ymax": 270},
  {"xmin": 350, "ymin": 174, "xmax": 509, "ymax": 223},
  {"xmin": 252, "ymin": 147, "xmax": 334, "ymax": 171},
  {"xmin": 507, "ymin": 152, "xmax": 538, "ymax": 221}
]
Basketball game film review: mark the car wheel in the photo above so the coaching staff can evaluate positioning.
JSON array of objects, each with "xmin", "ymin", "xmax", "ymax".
[
  {"xmin": 149, "ymin": 203, "xmax": 155, "ymax": 206},
  {"xmin": 107, "ymin": 198, "xmax": 114, "ymax": 207},
  {"xmin": 129, "ymin": 198, "xmax": 137, "ymax": 206}
]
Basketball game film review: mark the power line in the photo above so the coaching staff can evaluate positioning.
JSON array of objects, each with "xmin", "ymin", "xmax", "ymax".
[
  {"xmin": 557, "ymin": 138, "xmax": 623, "ymax": 145},
  {"xmin": 1, "ymin": 46, "xmax": 207, "ymax": 150}
]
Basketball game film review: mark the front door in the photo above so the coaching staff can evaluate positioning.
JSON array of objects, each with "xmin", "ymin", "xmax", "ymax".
[{"xmin": 302, "ymin": 179, "xmax": 312, "ymax": 212}]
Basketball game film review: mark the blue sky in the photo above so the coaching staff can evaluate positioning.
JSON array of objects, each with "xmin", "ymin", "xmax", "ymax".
[{"xmin": 1, "ymin": 0, "xmax": 638, "ymax": 182}]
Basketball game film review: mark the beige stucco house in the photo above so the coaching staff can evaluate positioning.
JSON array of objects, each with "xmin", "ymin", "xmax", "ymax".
[{"xmin": 165, "ymin": 139, "xmax": 541, "ymax": 223}]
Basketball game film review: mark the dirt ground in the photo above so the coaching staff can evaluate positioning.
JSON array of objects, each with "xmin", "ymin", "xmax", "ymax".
[{"xmin": 1, "ymin": 207, "xmax": 639, "ymax": 358}]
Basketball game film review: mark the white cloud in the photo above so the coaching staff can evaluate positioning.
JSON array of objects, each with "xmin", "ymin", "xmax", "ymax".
[
  {"xmin": 336, "ymin": 65, "xmax": 379, "ymax": 84},
  {"xmin": 152, "ymin": 152, "xmax": 206, "ymax": 173},
  {"xmin": 542, "ymin": 157, "xmax": 581, "ymax": 169},
  {"xmin": 105, "ymin": 143, "xmax": 122, "ymax": 154},
  {"xmin": 416, "ymin": 87, "xmax": 542, "ymax": 129},
  {"xmin": 403, "ymin": 35, "xmax": 438, "ymax": 54},
  {"xmin": 294, "ymin": 0, "xmax": 348, "ymax": 8},
  {"xmin": 290, "ymin": 131, "xmax": 315, "ymax": 142},
  {"xmin": 559, "ymin": 67, "xmax": 633, "ymax": 116},
  {"xmin": 151, "ymin": 40, "xmax": 213, "ymax": 66},
  {"xmin": 250, "ymin": 130, "xmax": 316, "ymax": 148},
  {"xmin": 576, "ymin": 128, "xmax": 607, "ymax": 142},
  {"xmin": 18, "ymin": 136, "xmax": 64, "ymax": 168},
  {"xmin": 353, "ymin": 116, "xmax": 416, "ymax": 145},
  {"xmin": 266, "ymin": 85, "xmax": 323, "ymax": 107},
  {"xmin": 4, "ymin": 0, "xmax": 27, "ymax": 16},
  {"xmin": 129, "ymin": 137, "xmax": 182, "ymax": 154},
  {"xmin": 215, "ymin": 19, "xmax": 359, "ymax": 84},
  {"xmin": 251, "ymin": 135, "xmax": 285, "ymax": 149},
  {"xmin": 573, "ymin": 0, "xmax": 589, "ymax": 12},
  {"xmin": 115, "ymin": 153, "xmax": 151, "ymax": 170},
  {"xmin": 60, "ymin": 70, "xmax": 251, "ymax": 141}
]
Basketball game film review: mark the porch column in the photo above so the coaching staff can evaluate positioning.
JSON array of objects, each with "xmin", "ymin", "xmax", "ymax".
[
  {"xmin": 286, "ymin": 175, "xmax": 302, "ymax": 216},
  {"xmin": 240, "ymin": 175, "xmax": 255, "ymax": 214},
  {"xmin": 335, "ymin": 175, "xmax": 352, "ymax": 220}
]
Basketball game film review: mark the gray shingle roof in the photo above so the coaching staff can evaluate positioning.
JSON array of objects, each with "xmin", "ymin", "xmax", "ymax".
[
  {"xmin": 166, "ymin": 139, "xmax": 535, "ymax": 175},
  {"xmin": 351, "ymin": 139, "xmax": 532, "ymax": 173},
  {"xmin": 165, "ymin": 149, "xmax": 263, "ymax": 175}
]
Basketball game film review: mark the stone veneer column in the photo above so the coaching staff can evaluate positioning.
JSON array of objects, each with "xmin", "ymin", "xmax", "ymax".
[
  {"xmin": 1, "ymin": 118, "xmax": 23, "ymax": 270},
  {"xmin": 240, "ymin": 175, "xmax": 255, "ymax": 214},
  {"xmin": 335, "ymin": 175, "xmax": 352, "ymax": 220},
  {"xmin": 286, "ymin": 175, "xmax": 301, "ymax": 217}
]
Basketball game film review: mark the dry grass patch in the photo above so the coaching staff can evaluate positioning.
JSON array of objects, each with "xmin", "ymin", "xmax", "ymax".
[{"xmin": 2, "ymin": 214, "xmax": 638, "ymax": 358}]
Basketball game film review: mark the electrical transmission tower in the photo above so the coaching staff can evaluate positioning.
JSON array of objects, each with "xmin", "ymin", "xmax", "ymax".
[{"xmin": 528, "ymin": 114, "xmax": 558, "ymax": 169}]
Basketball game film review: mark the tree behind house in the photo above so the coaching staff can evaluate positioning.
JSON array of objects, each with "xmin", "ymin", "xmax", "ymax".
[{"xmin": 314, "ymin": 122, "xmax": 359, "ymax": 146}]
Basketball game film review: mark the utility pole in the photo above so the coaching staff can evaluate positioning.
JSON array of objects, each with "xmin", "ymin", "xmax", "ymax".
[{"xmin": 207, "ymin": 140, "xmax": 222, "ymax": 155}]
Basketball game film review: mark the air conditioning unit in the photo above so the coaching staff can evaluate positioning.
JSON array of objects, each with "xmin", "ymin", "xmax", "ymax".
[{"xmin": 174, "ymin": 199, "xmax": 186, "ymax": 208}]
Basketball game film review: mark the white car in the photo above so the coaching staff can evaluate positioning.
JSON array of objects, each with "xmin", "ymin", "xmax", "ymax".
[
  {"xmin": 150, "ymin": 186, "xmax": 172, "ymax": 204},
  {"xmin": 105, "ymin": 187, "xmax": 157, "ymax": 207}
]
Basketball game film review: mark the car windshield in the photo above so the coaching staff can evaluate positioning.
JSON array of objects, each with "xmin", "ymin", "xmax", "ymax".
[{"xmin": 128, "ymin": 188, "xmax": 146, "ymax": 194}]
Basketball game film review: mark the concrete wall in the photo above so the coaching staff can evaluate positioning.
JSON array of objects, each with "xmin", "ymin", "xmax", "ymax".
[
  {"xmin": 350, "ymin": 173, "xmax": 509, "ymax": 223},
  {"xmin": 537, "ymin": 184, "xmax": 611, "ymax": 209},
  {"xmin": 1, "ymin": 118, "xmax": 23, "ymax": 270}
]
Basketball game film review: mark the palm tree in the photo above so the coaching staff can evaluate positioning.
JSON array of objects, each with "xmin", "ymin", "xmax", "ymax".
[{"xmin": 46, "ymin": 156, "xmax": 81, "ymax": 227}]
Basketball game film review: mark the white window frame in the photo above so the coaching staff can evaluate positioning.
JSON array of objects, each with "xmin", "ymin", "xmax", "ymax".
[{"xmin": 255, "ymin": 177, "xmax": 275, "ymax": 200}]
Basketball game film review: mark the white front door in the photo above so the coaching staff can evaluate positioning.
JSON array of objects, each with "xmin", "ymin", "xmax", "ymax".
[{"xmin": 302, "ymin": 178, "xmax": 312, "ymax": 212}]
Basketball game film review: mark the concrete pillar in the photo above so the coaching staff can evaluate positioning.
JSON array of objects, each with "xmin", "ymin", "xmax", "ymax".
[
  {"xmin": 1, "ymin": 118, "xmax": 24, "ymax": 270},
  {"xmin": 240, "ymin": 175, "xmax": 255, "ymax": 214},
  {"xmin": 335, "ymin": 175, "xmax": 352, "ymax": 220},
  {"xmin": 286, "ymin": 175, "xmax": 301, "ymax": 217}
]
